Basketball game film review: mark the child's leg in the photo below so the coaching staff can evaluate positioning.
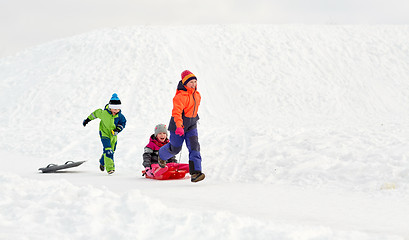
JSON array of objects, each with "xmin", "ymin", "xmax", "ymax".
[
  {"xmin": 100, "ymin": 137, "xmax": 111, "ymax": 166},
  {"xmin": 100, "ymin": 136, "xmax": 115, "ymax": 172},
  {"xmin": 99, "ymin": 134, "xmax": 109, "ymax": 166},
  {"xmin": 106, "ymin": 137, "xmax": 117, "ymax": 171},
  {"xmin": 185, "ymin": 128, "xmax": 202, "ymax": 174},
  {"xmin": 99, "ymin": 155, "xmax": 104, "ymax": 166},
  {"xmin": 159, "ymin": 131, "xmax": 185, "ymax": 160}
]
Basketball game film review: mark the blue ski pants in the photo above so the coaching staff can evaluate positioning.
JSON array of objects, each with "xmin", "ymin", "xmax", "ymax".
[
  {"xmin": 159, "ymin": 128, "xmax": 202, "ymax": 174},
  {"xmin": 99, "ymin": 132, "xmax": 117, "ymax": 172}
]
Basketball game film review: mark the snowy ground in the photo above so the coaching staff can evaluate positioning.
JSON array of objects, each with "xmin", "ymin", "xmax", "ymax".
[{"xmin": 1, "ymin": 25, "xmax": 409, "ymax": 239}]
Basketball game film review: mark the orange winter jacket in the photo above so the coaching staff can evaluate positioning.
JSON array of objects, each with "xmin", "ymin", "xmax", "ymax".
[{"xmin": 168, "ymin": 81, "xmax": 201, "ymax": 132}]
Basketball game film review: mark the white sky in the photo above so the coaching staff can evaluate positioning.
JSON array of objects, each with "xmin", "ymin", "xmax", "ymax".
[{"xmin": 1, "ymin": 0, "xmax": 409, "ymax": 57}]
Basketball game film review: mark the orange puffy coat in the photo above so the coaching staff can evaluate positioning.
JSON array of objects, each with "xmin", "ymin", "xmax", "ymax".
[{"xmin": 168, "ymin": 81, "xmax": 201, "ymax": 132}]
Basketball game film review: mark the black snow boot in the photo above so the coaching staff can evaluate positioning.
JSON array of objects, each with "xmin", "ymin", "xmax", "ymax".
[{"xmin": 99, "ymin": 164, "xmax": 105, "ymax": 171}]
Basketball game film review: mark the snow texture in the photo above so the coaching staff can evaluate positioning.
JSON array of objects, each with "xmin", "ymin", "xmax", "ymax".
[{"xmin": 1, "ymin": 25, "xmax": 409, "ymax": 239}]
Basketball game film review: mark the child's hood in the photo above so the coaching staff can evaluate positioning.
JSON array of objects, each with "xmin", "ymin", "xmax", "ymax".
[
  {"xmin": 176, "ymin": 80, "xmax": 197, "ymax": 93},
  {"xmin": 146, "ymin": 134, "xmax": 168, "ymax": 150}
]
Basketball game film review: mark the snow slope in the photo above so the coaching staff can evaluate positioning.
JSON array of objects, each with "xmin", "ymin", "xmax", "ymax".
[
  {"xmin": 3, "ymin": 0, "xmax": 409, "ymax": 58},
  {"xmin": 1, "ymin": 25, "xmax": 409, "ymax": 239}
]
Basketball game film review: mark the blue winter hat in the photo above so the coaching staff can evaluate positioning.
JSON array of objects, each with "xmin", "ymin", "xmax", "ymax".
[{"xmin": 109, "ymin": 93, "xmax": 121, "ymax": 109}]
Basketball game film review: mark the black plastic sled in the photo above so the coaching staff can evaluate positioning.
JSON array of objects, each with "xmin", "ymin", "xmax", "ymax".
[{"xmin": 38, "ymin": 161, "xmax": 86, "ymax": 173}]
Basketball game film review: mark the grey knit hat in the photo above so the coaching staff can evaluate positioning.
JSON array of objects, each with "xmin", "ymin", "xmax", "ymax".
[{"xmin": 154, "ymin": 124, "xmax": 167, "ymax": 137}]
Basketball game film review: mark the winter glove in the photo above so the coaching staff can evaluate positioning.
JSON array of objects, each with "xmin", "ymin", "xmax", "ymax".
[
  {"xmin": 83, "ymin": 118, "xmax": 91, "ymax": 127},
  {"xmin": 175, "ymin": 127, "xmax": 184, "ymax": 136},
  {"xmin": 144, "ymin": 167, "xmax": 154, "ymax": 177},
  {"xmin": 112, "ymin": 126, "xmax": 121, "ymax": 136}
]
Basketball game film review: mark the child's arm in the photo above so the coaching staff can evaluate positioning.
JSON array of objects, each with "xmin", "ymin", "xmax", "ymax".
[
  {"xmin": 142, "ymin": 147, "xmax": 153, "ymax": 168},
  {"xmin": 171, "ymin": 95, "xmax": 185, "ymax": 129},
  {"xmin": 87, "ymin": 109, "xmax": 103, "ymax": 121},
  {"xmin": 83, "ymin": 109, "xmax": 102, "ymax": 126},
  {"xmin": 116, "ymin": 114, "xmax": 127, "ymax": 133}
]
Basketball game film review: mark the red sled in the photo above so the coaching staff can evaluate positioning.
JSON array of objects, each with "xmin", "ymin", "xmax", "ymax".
[{"xmin": 142, "ymin": 163, "xmax": 189, "ymax": 180}]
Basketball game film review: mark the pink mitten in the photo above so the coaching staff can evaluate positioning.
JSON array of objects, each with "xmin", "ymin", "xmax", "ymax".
[
  {"xmin": 145, "ymin": 167, "xmax": 154, "ymax": 177},
  {"xmin": 175, "ymin": 127, "xmax": 184, "ymax": 136}
]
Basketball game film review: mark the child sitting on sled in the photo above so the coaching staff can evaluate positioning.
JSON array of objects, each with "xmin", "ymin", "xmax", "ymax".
[{"xmin": 142, "ymin": 124, "xmax": 189, "ymax": 179}]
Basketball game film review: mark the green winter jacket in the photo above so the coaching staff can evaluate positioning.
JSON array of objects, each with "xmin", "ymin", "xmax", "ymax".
[{"xmin": 87, "ymin": 104, "xmax": 127, "ymax": 138}]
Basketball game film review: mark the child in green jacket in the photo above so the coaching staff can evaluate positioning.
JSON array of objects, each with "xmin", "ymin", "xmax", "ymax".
[{"xmin": 83, "ymin": 93, "xmax": 127, "ymax": 174}]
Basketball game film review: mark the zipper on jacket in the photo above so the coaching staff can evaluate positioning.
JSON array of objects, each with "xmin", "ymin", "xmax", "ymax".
[{"xmin": 192, "ymin": 89, "xmax": 196, "ymax": 118}]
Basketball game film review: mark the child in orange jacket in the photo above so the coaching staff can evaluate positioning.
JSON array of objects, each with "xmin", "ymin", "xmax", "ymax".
[{"xmin": 158, "ymin": 70, "xmax": 205, "ymax": 182}]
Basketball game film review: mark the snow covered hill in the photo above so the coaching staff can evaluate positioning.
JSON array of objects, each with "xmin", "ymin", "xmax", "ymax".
[{"xmin": 1, "ymin": 25, "xmax": 409, "ymax": 239}]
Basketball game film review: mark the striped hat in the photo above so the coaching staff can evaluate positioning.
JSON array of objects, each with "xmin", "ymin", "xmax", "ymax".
[
  {"xmin": 109, "ymin": 93, "xmax": 121, "ymax": 109},
  {"xmin": 181, "ymin": 70, "xmax": 197, "ymax": 85}
]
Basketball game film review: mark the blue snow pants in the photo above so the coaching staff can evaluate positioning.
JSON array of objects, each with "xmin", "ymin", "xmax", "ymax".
[
  {"xmin": 99, "ymin": 132, "xmax": 117, "ymax": 172},
  {"xmin": 158, "ymin": 128, "xmax": 202, "ymax": 174}
]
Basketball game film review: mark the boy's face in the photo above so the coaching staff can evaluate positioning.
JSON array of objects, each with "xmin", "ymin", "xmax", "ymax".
[
  {"xmin": 186, "ymin": 80, "xmax": 197, "ymax": 89},
  {"xmin": 156, "ymin": 132, "xmax": 167, "ymax": 142},
  {"xmin": 111, "ymin": 108, "xmax": 120, "ymax": 115}
]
